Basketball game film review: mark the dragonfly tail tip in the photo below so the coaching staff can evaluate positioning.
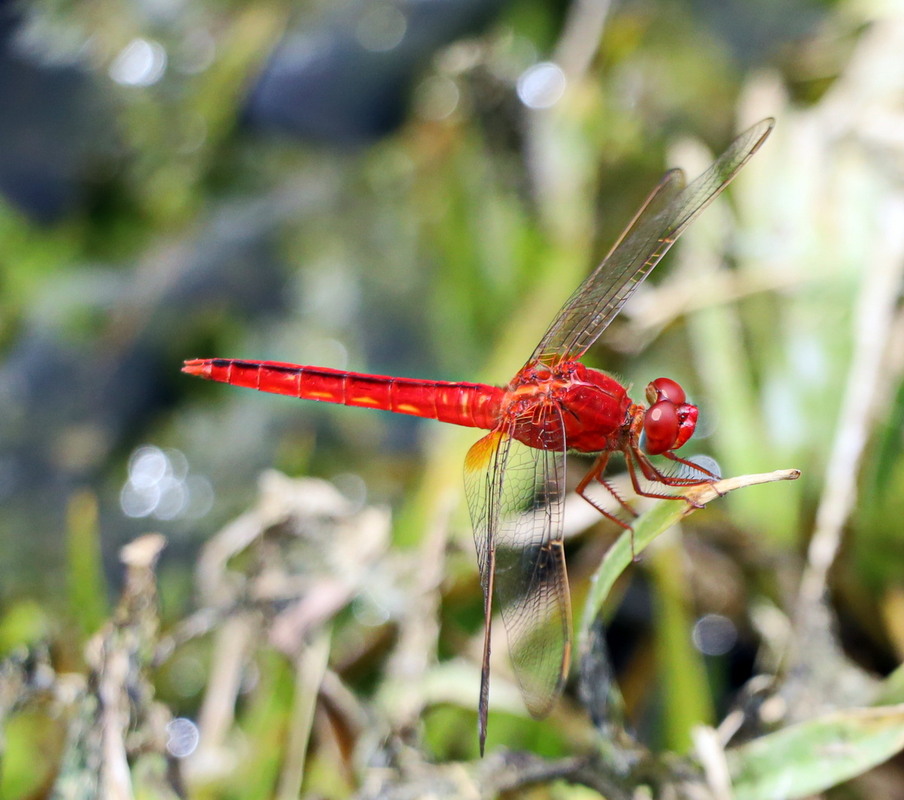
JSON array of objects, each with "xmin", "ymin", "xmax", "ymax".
[{"xmin": 182, "ymin": 359, "xmax": 211, "ymax": 377}]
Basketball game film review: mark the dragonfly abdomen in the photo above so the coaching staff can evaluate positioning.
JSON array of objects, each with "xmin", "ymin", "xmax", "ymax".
[{"xmin": 182, "ymin": 359, "xmax": 504, "ymax": 430}]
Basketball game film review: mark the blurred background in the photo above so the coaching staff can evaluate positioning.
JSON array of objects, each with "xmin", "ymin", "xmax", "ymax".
[{"xmin": 2, "ymin": 0, "xmax": 904, "ymax": 796}]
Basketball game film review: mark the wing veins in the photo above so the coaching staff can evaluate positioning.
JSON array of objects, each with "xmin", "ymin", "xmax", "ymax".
[{"xmin": 530, "ymin": 119, "xmax": 774, "ymax": 365}]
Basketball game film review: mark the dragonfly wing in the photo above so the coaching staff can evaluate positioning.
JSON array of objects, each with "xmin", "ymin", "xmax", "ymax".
[
  {"xmin": 464, "ymin": 409, "xmax": 572, "ymax": 750},
  {"xmin": 530, "ymin": 118, "xmax": 774, "ymax": 365}
]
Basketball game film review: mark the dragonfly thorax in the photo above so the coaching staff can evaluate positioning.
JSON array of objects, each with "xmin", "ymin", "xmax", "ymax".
[{"xmin": 503, "ymin": 361, "xmax": 633, "ymax": 453}]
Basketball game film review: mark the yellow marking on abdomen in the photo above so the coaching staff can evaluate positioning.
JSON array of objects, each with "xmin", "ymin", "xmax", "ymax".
[
  {"xmin": 460, "ymin": 392, "xmax": 474, "ymax": 425},
  {"xmin": 395, "ymin": 403, "xmax": 420, "ymax": 414},
  {"xmin": 305, "ymin": 390, "xmax": 335, "ymax": 400},
  {"xmin": 350, "ymin": 395, "xmax": 382, "ymax": 406}
]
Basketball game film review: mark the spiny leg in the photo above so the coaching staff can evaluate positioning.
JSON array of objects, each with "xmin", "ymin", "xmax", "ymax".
[
  {"xmin": 633, "ymin": 448, "xmax": 710, "ymax": 486},
  {"xmin": 660, "ymin": 451, "xmax": 724, "ymax": 497},
  {"xmin": 576, "ymin": 454, "xmax": 642, "ymax": 558},
  {"xmin": 575, "ymin": 449, "xmax": 717, "ymax": 560},
  {"xmin": 626, "ymin": 448, "xmax": 716, "ymax": 513}
]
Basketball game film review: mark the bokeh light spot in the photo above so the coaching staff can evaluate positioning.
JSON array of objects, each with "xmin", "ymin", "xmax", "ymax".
[
  {"xmin": 692, "ymin": 613, "xmax": 737, "ymax": 656},
  {"xmin": 120, "ymin": 445, "xmax": 214, "ymax": 521},
  {"xmin": 517, "ymin": 62, "xmax": 566, "ymax": 109},
  {"xmin": 109, "ymin": 38, "xmax": 167, "ymax": 87},
  {"xmin": 165, "ymin": 718, "xmax": 200, "ymax": 758}
]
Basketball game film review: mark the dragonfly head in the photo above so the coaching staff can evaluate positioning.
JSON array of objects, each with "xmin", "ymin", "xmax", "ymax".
[{"xmin": 641, "ymin": 377, "xmax": 698, "ymax": 455}]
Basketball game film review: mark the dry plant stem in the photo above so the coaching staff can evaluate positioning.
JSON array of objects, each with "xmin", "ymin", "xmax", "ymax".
[
  {"xmin": 277, "ymin": 628, "xmax": 333, "ymax": 800},
  {"xmin": 684, "ymin": 470, "xmax": 801, "ymax": 506},
  {"xmin": 616, "ymin": 267, "xmax": 804, "ymax": 354},
  {"xmin": 319, "ymin": 668, "xmax": 370, "ymax": 743},
  {"xmin": 99, "ymin": 647, "xmax": 132, "ymax": 800},
  {"xmin": 356, "ymin": 751, "xmax": 640, "ymax": 800},
  {"xmin": 381, "ymin": 493, "xmax": 451, "ymax": 735},
  {"xmin": 105, "ymin": 536, "xmax": 166, "ymax": 800},
  {"xmin": 692, "ymin": 726, "xmax": 733, "ymax": 800},
  {"xmin": 479, "ymin": 752, "xmax": 631, "ymax": 800},
  {"xmin": 477, "ymin": 749, "xmax": 730, "ymax": 800},
  {"xmin": 190, "ymin": 612, "xmax": 257, "ymax": 764},
  {"xmin": 799, "ymin": 197, "xmax": 904, "ymax": 605},
  {"xmin": 155, "ymin": 607, "xmax": 228, "ymax": 664},
  {"xmin": 524, "ymin": 0, "xmax": 607, "ymax": 241},
  {"xmin": 195, "ymin": 509, "xmax": 263, "ymax": 605},
  {"xmin": 792, "ymin": 195, "xmax": 904, "ymax": 712},
  {"xmin": 364, "ymin": 749, "xmax": 722, "ymax": 800},
  {"xmin": 54, "ymin": 534, "xmax": 168, "ymax": 800},
  {"xmin": 553, "ymin": 0, "xmax": 612, "ymax": 78},
  {"xmin": 793, "ymin": 14, "xmax": 904, "ymax": 625}
]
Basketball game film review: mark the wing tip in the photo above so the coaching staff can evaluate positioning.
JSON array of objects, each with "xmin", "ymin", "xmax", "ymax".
[{"xmin": 741, "ymin": 117, "xmax": 776, "ymax": 157}]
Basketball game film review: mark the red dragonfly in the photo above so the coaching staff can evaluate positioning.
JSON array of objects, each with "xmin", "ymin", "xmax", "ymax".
[{"xmin": 184, "ymin": 118, "xmax": 773, "ymax": 753}]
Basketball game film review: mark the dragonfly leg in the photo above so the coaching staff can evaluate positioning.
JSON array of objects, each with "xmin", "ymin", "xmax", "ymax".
[
  {"xmin": 626, "ymin": 449, "xmax": 715, "ymax": 512},
  {"xmin": 633, "ymin": 446, "xmax": 715, "ymax": 487},
  {"xmin": 660, "ymin": 451, "xmax": 723, "ymax": 492},
  {"xmin": 576, "ymin": 454, "xmax": 641, "ymax": 558}
]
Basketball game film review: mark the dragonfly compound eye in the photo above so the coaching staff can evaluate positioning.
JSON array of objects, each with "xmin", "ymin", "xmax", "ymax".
[
  {"xmin": 642, "ymin": 399, "xmax": 699, "ymax": 455},
  {"xmin": 643, "ymin": 400, "xmax": 679, "ymax": 455},
  {"xmin": 645, "ymin": 376, "xmax": 686, "ymax": 406}
]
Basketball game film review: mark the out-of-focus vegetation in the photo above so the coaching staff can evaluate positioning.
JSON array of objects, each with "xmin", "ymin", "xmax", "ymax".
[{"xmin": 2, "ymin": 0, "xmax": 904, "ymax": 797}]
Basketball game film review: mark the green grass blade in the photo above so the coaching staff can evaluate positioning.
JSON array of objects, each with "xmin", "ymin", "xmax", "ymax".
[{"xmin": 727, "ymin": 704, "xmax": 904, "ymax": 800}]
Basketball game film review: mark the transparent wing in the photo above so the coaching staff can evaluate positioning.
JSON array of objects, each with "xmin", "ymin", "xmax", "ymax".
[
  {"xmin": 464, "ymin": 408, "xmax": 572, "ymax": 748},
  {"xmin": 530, "ymin": 118, "xmax": 774, "ymax": 366}
]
